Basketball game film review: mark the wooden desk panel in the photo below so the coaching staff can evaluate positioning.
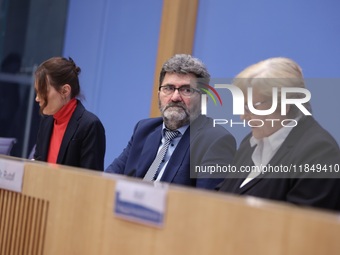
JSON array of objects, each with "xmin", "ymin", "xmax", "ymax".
[{"xmin": 0, "ymin": 159, "xmax": 339, "ymax": 255}]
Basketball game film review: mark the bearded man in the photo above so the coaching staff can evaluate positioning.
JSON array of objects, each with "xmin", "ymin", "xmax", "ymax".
[{"xmin": 105, "ymin": 54, "xmax": 236, "ymax": 190}]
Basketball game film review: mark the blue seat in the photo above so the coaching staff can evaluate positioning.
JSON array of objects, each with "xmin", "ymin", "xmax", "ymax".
[{"xmin": 0, "ymin": 137, "xmax": 17, "ymax": 155}]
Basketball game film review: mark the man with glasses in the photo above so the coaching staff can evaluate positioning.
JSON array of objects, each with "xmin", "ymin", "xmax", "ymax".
[{"xmin": 105, "ymin": 54, "xmax": 236, "ymax": 189}]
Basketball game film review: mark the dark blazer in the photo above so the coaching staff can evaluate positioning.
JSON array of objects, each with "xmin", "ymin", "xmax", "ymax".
[
  {"xmin": 218, "ymin": 116, "xmax": 340, "ymax": 211},
  {"xmin": 34, "ymin": 100, "xmax": 106, "ymax": 171},
  {"xmin": 105, "ymin": 115, "xmax": 236, "ymax": 190}
]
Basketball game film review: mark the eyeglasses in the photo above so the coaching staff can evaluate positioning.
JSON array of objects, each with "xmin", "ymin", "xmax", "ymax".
[
  {"xmin": 159, "ymin": 85, "xmax": 201, "ymax": 97},
  {"xmin": 244, "ymin": 101, "xmax": 269, "ymax": 112}
]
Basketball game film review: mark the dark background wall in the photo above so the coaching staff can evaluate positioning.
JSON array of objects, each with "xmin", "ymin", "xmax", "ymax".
[{"xmin": 0, "ymin": 0, "xmax": 68, "ymax": 157}]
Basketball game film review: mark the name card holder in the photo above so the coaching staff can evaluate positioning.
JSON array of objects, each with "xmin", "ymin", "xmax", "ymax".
[
  {"xmin": 114, "ymin": 180, "xmax": 168, "ymax": 228},
  {"xmin": 0, "ymin": 158, "xmax": 25, "ymax": 193}
]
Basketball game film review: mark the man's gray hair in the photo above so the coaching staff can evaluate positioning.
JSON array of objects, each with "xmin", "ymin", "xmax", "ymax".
[{"xmin": 159, "ymin": 54, "xmax": 210, "ymax": 87}]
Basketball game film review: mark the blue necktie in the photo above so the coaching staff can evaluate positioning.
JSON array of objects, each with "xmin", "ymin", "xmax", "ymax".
[{"xmin": 143, "ymin": 129, "xmax": 179, "ymax": 181}]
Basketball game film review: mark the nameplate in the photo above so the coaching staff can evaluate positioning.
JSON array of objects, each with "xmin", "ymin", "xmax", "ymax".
[
  {"xmin": 114, "ymin": 180, "xmax": 168, "ymax": 227},
  {"xmin": 0, "ymin": 158, "xmax": 25, "ymax": 193}
]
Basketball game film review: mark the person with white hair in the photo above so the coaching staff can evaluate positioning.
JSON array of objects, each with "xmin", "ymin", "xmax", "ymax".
[{"xmin": 217, "ymin": 57, "xmax": 340, "ymax": 211}]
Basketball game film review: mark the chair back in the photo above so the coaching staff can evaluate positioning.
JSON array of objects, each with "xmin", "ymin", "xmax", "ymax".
[
  {"xmin": 28, "ymin": 144, "xmax": 36, "ymax": 159},
  {"xmin": 0, "ymin": 137, "xmax": 17, "ymax": 155}
]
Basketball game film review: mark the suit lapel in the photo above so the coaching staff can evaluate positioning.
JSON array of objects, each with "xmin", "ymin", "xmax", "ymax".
[
  {"xmin": 264, "ymin": 117, "xmax": 310, "ymax": 167},
  {"xmin": 57, "ymin": 101, "xmax": 84, "ymax": 163},
  {"xmin": 233, "ymin": 145, "xmax": 257, "ymax": 194},
  {"xmin": 160, "ymin": 115, "xmax": 206, "ymax": 182},
  {"xmin": 135, "ymin": 126, "xmax": 163, "ymax": 178},
  {"xmin": 39, "ymin": 116, "xmax": 54, "ymax": 161},
  {"xmin": 237, "ymin": 117, "xmax": 310, "ymax": 194},
  {"xmin": 161, "ymin": 129, "xmax": 190, "ymax": 182},
  {"xmin": 188, "ymin": 115, "xmax": 207, "ymax": 143},
  {"xmin": 237, "ymin": 136, "xmax": 292, "ymax": 194},
  {"xmin": 238, "ymin": 174, "xmax": 264, "ymax": 194}
]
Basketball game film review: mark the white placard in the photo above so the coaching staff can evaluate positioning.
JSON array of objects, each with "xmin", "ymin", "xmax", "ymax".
[
  {"xmin": 0, "ymin": 158, "xmax": 25, "ymax": 192},
  {"xmin": 114, "ymin": 180, "xmax": 168, "ymax": 227}
]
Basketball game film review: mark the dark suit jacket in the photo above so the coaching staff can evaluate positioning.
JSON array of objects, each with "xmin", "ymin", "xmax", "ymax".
[
  {"xmin": 34, "ymin": 100, "xmax": 106, "ymax": 171},
  {"xmin": 218, "ymin": 116, "xmax": 340, "ymax": 211},
  {"xmin": 105, "ymin": 115, "xmax": 236, "ymax": 190}
]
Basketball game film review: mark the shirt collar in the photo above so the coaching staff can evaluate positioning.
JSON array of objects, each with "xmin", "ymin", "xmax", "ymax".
[
  {"xmin": 249, "ymin": 118, "xmax": 299, "ymax": 150},
  {"xmin": 162, "ymin": 123, "xmax": 189, "ymax": 137}
]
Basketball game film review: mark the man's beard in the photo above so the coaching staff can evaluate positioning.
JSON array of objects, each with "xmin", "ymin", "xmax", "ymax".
[{"xmin": 159, "ymin": 102, "xmax": 199, "ymax": 130}]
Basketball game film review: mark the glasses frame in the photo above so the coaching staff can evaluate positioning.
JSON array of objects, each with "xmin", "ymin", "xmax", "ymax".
[
  {"xmin": 244, "ymin": 100, "xmax": 270, "ymax": 112},
  {"xmin": 159, "ymin": 85, "xmax": 201, "ymax": 97}
]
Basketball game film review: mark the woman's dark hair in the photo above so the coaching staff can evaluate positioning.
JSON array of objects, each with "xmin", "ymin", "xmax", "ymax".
[{"xmin": 35, "ymin": 57, "xmax": 81, "ymax": 111}]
